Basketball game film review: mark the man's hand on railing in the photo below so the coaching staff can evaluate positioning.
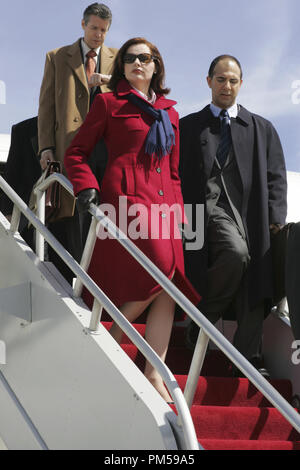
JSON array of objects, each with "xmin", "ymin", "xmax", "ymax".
[
  {"xmin": 40, "ymin": 149, "xmax": 55, "ymax": 171},
  {"xmin": 76, "ymin": 188, "xmax": 100, "ymax": 214}
]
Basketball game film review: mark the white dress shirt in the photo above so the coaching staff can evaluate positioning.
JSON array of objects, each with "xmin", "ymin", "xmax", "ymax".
[
  {"xmin": 132, "ymin": 85, "xmax": 156, "ymax": 104},
  {"xmin": 210, "ymin": 102, "xmax": 238, "ymax": 120}
]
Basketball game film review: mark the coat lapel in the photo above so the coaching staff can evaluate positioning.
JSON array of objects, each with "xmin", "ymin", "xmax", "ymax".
[
  {"xmin": 198, "ymin": 107, "xmax": 220, "ymax": 179},
  {"xmin": 231, "ymin": 106, "xmax": 254, "ymax": 196},
  {"xmin": 67, "ymin": 39, "xmax": 89, "ymax": 93},
  {"xmin": 100, "ymin": 45, "xmax": 115, "ymax": 74}
]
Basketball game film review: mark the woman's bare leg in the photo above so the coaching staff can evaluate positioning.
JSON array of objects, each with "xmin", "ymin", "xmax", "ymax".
[
  {"xmin": 144, "ymin": 291, "xmax": 175, "ymax": 402},
  {"xmin": 109, "ymin": 292, "xmax": 158, "ymax": 344},
  {"xmin": 109, "ymin": 290, "xmax": 175, "ymax": 402}
]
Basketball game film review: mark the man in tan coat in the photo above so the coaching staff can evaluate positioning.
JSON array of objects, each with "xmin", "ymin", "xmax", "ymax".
[{"xmin": 38, "ymin": 3, "xmax": 118, "ymax": 282}]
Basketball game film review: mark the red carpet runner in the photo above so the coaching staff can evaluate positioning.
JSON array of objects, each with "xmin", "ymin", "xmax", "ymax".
[{"xmin": 102, "ymin": 319, "xmax": 300, "ymax": 450}]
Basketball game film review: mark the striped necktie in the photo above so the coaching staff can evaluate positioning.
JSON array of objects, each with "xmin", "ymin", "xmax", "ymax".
[
  {"xmin": 85, "ymin": 50, "xmax": 97, "ymax": 83},
  {"xmin": 216, "ymin": 109, "xmax": 232, "ymax": 168}
]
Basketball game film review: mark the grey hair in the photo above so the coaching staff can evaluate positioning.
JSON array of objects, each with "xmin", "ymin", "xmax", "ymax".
[{"xmin": 83, "ymin": 3, "xmax": 112, "ymax": 27}]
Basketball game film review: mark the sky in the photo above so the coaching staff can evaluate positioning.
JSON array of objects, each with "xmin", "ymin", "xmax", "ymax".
[{"xmin": 0, "ymin": 0, "xmax": 300, "ymax": 171}]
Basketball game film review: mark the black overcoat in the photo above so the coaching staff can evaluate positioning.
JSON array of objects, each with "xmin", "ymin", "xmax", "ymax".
[
  {"xmin": 0, "ymin": 117, "xmax": 41, "ymax": 217},
  {"xmin": 179, "ymin": 104, "xmax": 287, "ymax": 314},
  {"xmin": 0, "ymin": 117, "xmax": 41, "ymax": 242}
]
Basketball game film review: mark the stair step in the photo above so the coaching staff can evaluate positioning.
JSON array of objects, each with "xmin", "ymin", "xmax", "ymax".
[
  {"xmin": 101, "ymin": 319, "xmax": 299, "ymax": 449},
  {"xmin": 188, "ymin": 405, "xmax": 300, "ymax": 441},
  {"xmin": 174, "ymin": 375, "xmax": 293, "ymax": 407},
  {"xmin": 199, "ymin": 439, "xmax": 300, "ymax": 450}
]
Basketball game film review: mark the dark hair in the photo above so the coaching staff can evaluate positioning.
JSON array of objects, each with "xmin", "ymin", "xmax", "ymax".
[
  {"xmin": 108, "ymin": 37, "xmax": 170, "ymax": 95},
  {"xmin": 83, "ymin": 3, "xmax": 112, "ymax": 27},
  {"xmin": 208, "ymin": 55, "xmax": 243, "ymax": 79}
]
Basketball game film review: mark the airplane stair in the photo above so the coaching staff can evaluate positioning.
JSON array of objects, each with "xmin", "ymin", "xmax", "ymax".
[
  {"xmin": 102, "ymin": 315, "xmax": 300, "ymax": 450},
  {"xmin": 1, "ymin": 174, "xmax": 300, "ymax": 451}
]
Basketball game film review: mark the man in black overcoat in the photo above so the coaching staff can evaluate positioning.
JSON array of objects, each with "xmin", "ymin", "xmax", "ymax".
[
  {"xmin": 179, "ymin": 55, "xmax": 287, "ymax": 374},
  {"xmin": 0, "ymin": 117, "xmax": 41, "ymax": 247}
]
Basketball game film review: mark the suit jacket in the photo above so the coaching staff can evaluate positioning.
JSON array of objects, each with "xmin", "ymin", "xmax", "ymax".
[
  {"xmin": 64, "ymin": 79, "xmax": 200, "ymax": 308},
  {"xmin": 179, "ymin": 104, "xmax": 287, "ymax": 313},
  {"xmin": 38, "ymin": 39, "xmax": 118, "ymax": 218}
]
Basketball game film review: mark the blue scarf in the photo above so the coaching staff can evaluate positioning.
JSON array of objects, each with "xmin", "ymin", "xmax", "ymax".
[{"xmin": 127, "ymin": 93, "xmax": 175, "ymax": 160}]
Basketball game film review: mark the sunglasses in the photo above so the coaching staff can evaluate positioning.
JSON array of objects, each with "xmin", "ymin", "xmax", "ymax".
[{"xmin": 123, "ymin": 53, "xmax": 156, "ymax": 64}]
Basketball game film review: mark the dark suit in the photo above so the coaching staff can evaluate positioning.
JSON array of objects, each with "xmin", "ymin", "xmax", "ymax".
[
  {"xmin": 0, "ymin": 117, "xmax": 41, "ymax": 247},
  {"xmin": 180, "ymin": 104, "xmax": 287, "ymax": 359}
]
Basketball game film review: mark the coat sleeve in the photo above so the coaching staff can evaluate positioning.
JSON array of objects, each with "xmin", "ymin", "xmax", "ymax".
[
  {"xmin": 64, "ymin": 94, "xmax": 108, "ymax": 195},
  {"xmin": 266, "ymin": 121, "xmax": 287, "ymax": 225},
  {"xmin": 38, "ymin": 52, "xmax": 56, "ymax": 154},
  {"xmin": 169, "ymin": 111, "xmax": 188, "ymax": 224}
]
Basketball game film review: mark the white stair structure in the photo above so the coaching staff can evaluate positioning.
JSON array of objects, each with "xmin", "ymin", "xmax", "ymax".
[
  {"xmin": 0, "ymin": 172, "xmax": 299, "ymax": 450},
  {"xmin": 0, "ymin": 214, "xmax": 183, "ymax": 450}
]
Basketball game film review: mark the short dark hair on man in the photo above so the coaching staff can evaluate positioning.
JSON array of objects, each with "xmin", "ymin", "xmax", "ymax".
[
  {"xmin": 83, "ymin": 3, "xmax": 112, "ymax": 27},
  {"xmin": 208, "ymin": 55, "xmax": 243, "ymax": 79}
]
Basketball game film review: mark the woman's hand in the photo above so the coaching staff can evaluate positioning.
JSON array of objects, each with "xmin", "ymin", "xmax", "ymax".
[{"xmin": 76, "ymin": 188, "xmax": 100, "ymax": 214}]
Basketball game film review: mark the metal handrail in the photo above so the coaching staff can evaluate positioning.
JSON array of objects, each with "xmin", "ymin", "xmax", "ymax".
[
  {"xmin": 2, "ymin": 173, "xmax": 300, "ymax": 443},
  {"xmin": 0, "ymin": 175, "xmax": 199, "ymax": 451},
  {"xmin": 30, "ymin": 174, "xmax": 300, "ymax": 437}
]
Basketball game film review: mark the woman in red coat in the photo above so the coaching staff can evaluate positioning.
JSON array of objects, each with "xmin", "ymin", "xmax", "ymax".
[{"xmin": 65, "ymin": 37, "xmax": 200, "ymax": 402}]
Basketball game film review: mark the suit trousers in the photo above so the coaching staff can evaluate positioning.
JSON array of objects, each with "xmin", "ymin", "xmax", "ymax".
[
  {"xmin": 47, "ymin": 209, "xmax": 83, "ymax": 284},
  {"xmin": 200, "ymin": 206, "xmax": 264, "ymax": 359}
]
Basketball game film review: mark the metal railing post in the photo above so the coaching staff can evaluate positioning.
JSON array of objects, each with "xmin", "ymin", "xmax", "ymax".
[
  {"xmin": 73, "ymin": 216, "xmax": 98, "ymax": 298},
  {"xmin": 9, "ymin": 205, "xmax": 21, "ymax": 234},
  {"xmin": 183, "ymin": 328, "xmax": 209, "ymax": 409},
  {"xmin": 35, "ymin": 189, "xmax": 45, "ymax": 261},
  {"xmin": 88, "ymin": 299, "xmax": 103, "ymax": 332}
]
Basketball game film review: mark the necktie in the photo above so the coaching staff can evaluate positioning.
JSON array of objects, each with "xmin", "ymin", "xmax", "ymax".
[
  {"xmin": 216, "ymin": 109, "xmax": 232, "ymax": 168},
  {"xmin": 85, "ymin": 50, "xmax": 97, "ymax": 82}
]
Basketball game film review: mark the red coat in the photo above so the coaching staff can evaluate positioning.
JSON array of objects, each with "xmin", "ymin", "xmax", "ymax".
[{"xmin": 65, "ymin": 80, "xmax": 200, "ymax": 307}]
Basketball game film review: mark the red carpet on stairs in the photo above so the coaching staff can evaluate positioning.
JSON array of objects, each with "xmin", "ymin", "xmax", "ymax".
[{"xmin": 101, "ymin": 317, "xmax": 300, "ymax": 450}]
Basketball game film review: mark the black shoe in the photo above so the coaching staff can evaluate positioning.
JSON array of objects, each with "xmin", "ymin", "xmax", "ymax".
[
  {"xmin": 232, "ymin": 356, "xmax": 270, "ymax": 379},
  {"xmin": 250, "ymin": 356, "xmax": 270, "ymax": 379},
  {"xmin": 185, "ymin": 321, "xmax": 199, "ymax": 350}
]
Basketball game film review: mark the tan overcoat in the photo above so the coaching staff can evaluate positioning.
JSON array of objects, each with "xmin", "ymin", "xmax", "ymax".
[{"xmin": 38, "ymin": 39, "xmax": 118, "ymax": 217}]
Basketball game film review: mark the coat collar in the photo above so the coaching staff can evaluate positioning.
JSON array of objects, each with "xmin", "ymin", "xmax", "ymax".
[
  {"xmin": 66, "ymin": 39, "xmax": 116, "ymax": 92},
  {"xmin": 236, "ymin": 104, "xmax": 252, "ymax": 126},
  {"xmin": 116, "ymin": 79, "xmax": 177, "ymax": 110},
  {"xmin": 195, "ymin": 104, "xmax": 253, "ymax": 183},
  {"xmin": 67, "ymin": 39, "xmax": 88, "ymax": 92},
  {"xmin": 196, "ymin": 103, "xmax": 254, "ymax": 198},
  {"xmin": 196, "ymin": 103, "xmax": 252, "ymax": 126}
]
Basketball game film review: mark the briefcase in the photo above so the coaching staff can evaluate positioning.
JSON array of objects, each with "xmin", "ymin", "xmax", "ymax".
[
  {"xmin": 44, "ymin": 161, "xmax": 61, "ymax": 223},
  {"xmin": 29, "ymin": 161, "xmax": 64, "ymax": 225}
]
